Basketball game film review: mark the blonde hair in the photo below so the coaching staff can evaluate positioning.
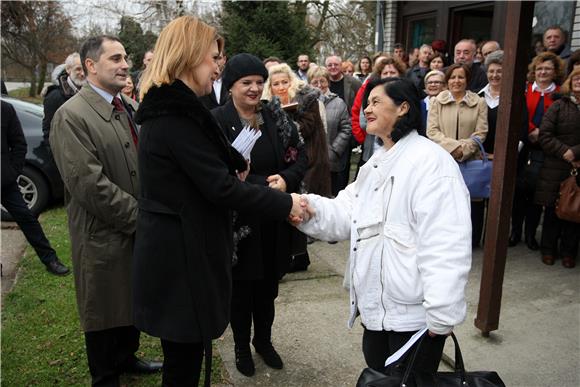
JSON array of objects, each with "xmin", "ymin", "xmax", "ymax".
[
  {"xmin": 561, "ymin": 68, "xmax": 580, "ymax": 94},
  {"xmin": 306, "ymin": 66, "xmax": 330, "ymax": 83},
  {"xmin": 139, "ymin": 16, "xmax": 223, "ymax": 100},
  {"xmin": 262, "ymin": 63, "xmax": 305, "ymax": 101}
]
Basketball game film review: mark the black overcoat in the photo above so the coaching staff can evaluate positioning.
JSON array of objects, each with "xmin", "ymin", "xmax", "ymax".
[
  {"xmin": 1, "ymin": 101, "xmax": 27, "ymax": 187},
  {"xmin": 212, "ymin": 100, "xmax": 307, "ymax": 279},
  {"xmin": 132, "ymin": 80, "xmax": 292, "ymax": 343}
]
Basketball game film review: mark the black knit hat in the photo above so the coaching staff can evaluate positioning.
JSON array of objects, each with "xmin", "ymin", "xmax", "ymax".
[{"xmin": 222, "ymin": 53, "xmax": 269, "ymax": 91}]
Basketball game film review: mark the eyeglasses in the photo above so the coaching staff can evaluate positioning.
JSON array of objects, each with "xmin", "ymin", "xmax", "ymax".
[
  {"xmin": 426, "ymin": 81, "xmax": 444, "ymax": 85},
  {"xmin": 311, "ymin": 79, "xmax": 329, "ymax": 87}
]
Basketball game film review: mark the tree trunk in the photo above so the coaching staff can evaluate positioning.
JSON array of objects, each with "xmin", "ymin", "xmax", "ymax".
[
  {"xmin": 28, "ymin": 69, "xmax": 37, "ymax": 97},
  {"xmin": 37, "ymin": 61, "xmax": 47, "ymax": 96}
]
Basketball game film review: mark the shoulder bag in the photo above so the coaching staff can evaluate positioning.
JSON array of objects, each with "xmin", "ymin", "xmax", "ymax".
[
  {"xmin": 458, "ymin": 136, "xmax": 492, "ymax": 199},
  {"xmin": 356, "ymin": 331, "xmax": 505, "ymax": 387},
  {"xmin": 555, "ymin": 168, "xmax": 580, "ymax": 223}
]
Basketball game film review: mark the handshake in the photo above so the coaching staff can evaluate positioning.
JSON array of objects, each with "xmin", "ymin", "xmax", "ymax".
[{"xmin": 288, "ymin": 193, "xmax": 315, "ymax": 226}]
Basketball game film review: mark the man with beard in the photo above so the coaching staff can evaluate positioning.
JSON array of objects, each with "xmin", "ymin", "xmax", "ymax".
[
  {"xmin": 295, "ymin": 54, "xmax": 310, "ymax": 81},
  {"xmin": 50, "ymin": 35, "xmax": 161, "ymax": 386},
  {"xmin": 42, "ymin": 52, "xmax": 85, "ymax": 142}
]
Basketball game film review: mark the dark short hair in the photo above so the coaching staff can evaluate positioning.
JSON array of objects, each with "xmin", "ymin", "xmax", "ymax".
[
  {"xmin": 263, "ymin": 56, "xmax": 282, "ymax": 65},
  {"xmin": 80, "ymin": 35, "xmax": 122, "ymax": 75},
  {"xmin": 362, "ymin": 77, "xmax": 421, "ymax": 142},
  {"xmin": 543, "ymin": 25, "xmax": 568, "ymax": 42},
  {"xmin": 445, "ymin": 63, "xmax": 471, "ymax": 85}
]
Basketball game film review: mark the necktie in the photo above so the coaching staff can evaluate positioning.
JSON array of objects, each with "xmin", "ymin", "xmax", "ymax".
[{"xmin": 112, "ymin": 96, "xmax": 138, "ymax": 147}]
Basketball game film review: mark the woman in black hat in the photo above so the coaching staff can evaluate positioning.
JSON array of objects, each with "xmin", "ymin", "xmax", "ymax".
[{"xmin": 212, "ymin": 53, "xmax": 308, "ymax": 377}]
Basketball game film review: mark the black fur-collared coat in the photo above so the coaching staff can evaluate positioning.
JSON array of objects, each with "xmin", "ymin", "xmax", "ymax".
[{"xmin": 132, "ymin": 80, "xmax": 292, "ymax": 344}]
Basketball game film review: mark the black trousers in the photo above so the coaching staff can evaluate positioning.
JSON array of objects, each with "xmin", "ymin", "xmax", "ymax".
[
  {"xmin": 230, "ymin": 278, "xmax": 278, "ymax": 347},
  {"xmin": 1, "ymin": 182, "xmax": 57, "ymax": 265},
  {"xmin": 330, "ymin": 171, "xmax": 344, "ymax": 197},
  {"xmin": 541, "ymin": 206, "xmax": 580, "ymax": 258},
  {"xmin": 161, "ymin": 339, "xmax": 204, "ymax": 387},
  {"xmin": 362, "ymin": 329, "xmax": 446, "ymax": 385},
  {"xmin": 84, "ymin": 326, "xmax": 140, "ymax": 387},
  {"xmin": 471, "ymin": 200, "xmax": 485, "ymax": 247}
]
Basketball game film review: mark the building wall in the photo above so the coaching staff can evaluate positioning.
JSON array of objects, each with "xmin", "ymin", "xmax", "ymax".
[
  {"xmin": 383, "ymin": 1, "xmax": 398, "ymax": 53},
  {"xmin": 572, "ymin": 1, "xmax": 580, "ymax": 50}
]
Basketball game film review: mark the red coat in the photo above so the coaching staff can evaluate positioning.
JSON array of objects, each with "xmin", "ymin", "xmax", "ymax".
[
  {"xmin": 350, "ymin": 79, "xmax": 370, "ymax": 144},
  {"xmin": 525, "ymin": 82, "xmax": 560, "ymax": 133}
]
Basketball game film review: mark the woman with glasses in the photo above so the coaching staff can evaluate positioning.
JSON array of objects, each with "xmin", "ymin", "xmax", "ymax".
[
  {"xmin": 421, "ymin": 70, "xmax": 446, "ymax": 134},
  {"xmin": 509, "ymin": 51, "xmax": 564, "ymax": 250}
]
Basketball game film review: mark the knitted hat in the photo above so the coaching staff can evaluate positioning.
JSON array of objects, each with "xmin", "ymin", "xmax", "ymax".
[{"xmin": 221, "ymin": 53, "xmax": 269, "ymax": 91}]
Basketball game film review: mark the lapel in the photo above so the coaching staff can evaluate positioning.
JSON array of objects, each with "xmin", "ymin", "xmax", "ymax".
[
  {"xmin": 79, "ymin": 85, "xmax": 115, "ymax": 122},
  {"xmin": 80, "ymin": 86, "xmax": 137, "ymax": 154},
  {"xmin": 343, "ymin": 76, "xmax": 352, "ymax": 106},
  {"xmin": 219, "ymin": 86, "xmax": 229, "ymax": 106},
  {"xmin": 260, "ymin": 104, "xmax": 284, "ymax": 164}
]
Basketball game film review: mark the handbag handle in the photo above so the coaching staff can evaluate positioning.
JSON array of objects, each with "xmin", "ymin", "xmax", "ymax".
[
  {"xmin": 399, "ymin": 332, "xmax": 467, "ymax": 386},
  {"xmin": 470, "ymin": 135, "xmax": 488, "ymax": 164}
]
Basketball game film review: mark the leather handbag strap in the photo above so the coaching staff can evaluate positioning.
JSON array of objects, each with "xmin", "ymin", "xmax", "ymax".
[
  {"xmin": 470, "ymin": 135, "xmax": 489, "ymax": 164},
  {"xmin": 399, "ymin": 332, "xmax": 467, "ymax": 386}
]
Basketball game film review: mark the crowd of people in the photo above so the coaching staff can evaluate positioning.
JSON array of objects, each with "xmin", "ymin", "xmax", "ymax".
[{"xmin": 1, "ymin": 14, "xmax": 579, "ymax": 387}]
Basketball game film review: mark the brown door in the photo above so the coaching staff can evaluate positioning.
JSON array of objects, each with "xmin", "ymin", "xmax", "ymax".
[{"xmin": 450, "ymin": 3, "xmax": 494, "ymax": 45}]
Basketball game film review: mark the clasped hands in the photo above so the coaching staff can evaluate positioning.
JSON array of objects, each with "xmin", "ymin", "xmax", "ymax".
[{"xmin": 288, "ymin": 193, "xmax": 315, "ymax": 226}]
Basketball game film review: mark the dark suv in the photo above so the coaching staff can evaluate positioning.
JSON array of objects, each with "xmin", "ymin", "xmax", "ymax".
[{"xmin": 1, "ymin": 96, "xmax": 64, "ymax": 220}]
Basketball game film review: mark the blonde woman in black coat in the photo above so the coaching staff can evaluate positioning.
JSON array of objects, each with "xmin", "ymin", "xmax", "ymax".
[{"xmin": 132, "ymin": 18, "xmax": 304, "ymax": 387}]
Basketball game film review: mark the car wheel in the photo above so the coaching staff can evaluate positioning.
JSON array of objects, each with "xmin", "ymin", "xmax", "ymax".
[{"xmin": 1, "ymin": 166, "xmax": 50, "ymax": 221}]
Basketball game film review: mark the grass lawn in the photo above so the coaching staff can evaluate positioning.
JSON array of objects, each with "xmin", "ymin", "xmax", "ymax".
[
  {"xmin": 7, "ymin": 87, "xmax": 43, "ymax": 105},
  {"xmin": 1, "ymin": 207, "xmax": 228, "ymax": 386}
]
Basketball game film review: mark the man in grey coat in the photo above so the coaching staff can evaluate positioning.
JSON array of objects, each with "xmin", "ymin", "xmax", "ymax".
[{"xmin": 50, "ymin": 35, "xmax": 161, "ymax": 386}]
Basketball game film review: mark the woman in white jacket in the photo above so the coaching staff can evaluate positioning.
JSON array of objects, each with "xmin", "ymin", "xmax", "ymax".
[{"xmin": 295, "ymin": 77, "xmax": 472, "ymax": 383}]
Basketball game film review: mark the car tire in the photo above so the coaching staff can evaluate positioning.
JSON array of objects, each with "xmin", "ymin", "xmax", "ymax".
[{"xmin": 1, "ymin": 166, "xmax": 50, "ymax": 221}]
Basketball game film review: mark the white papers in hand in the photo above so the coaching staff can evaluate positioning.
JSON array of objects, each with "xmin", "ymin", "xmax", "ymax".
[{"xmin": 231, "ymin": 125, "xmax": 261, "ymax": 160}]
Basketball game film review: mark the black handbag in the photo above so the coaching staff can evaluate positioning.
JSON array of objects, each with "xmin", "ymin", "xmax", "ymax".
[{"xmin": 356, "ymin": 332, "xmax": 505, "ymax": 387}]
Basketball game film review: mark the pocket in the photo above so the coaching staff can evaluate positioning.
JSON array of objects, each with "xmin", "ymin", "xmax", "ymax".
[
  {"xmin": 383, "ymin": 223, "xmax": 422, "ymax": 304},
  {"xmin": 353, "ymin": 222, "xmax": 383, "ymax": 299}
]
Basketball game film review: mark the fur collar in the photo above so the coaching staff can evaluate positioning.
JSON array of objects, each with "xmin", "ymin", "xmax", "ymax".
[
  {"xmin": 135, "ymin": 79, "xmax": 247, "ymax": 172},
  {"xmin": 134, "ymin": 79, "xmax": 210, "ymax": 125},
  {"xmin": 294, "ymin": 85, "xmax": 321, "ymax": 117}
]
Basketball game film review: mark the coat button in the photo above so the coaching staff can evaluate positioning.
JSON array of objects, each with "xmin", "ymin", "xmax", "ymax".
[
  {"xmin": 374, "ymin": 188, "xmax": 378, "ymax": 191},
  {"xmin": 115, "ymin": 115, "xmax": 120, "ymax": 120},
  {"xmin": 373, "ymin": 164, "xmax": 378, "ymax": 168},
  {"xmin": 353, "ymin": 247, "xmax": 357, "ymax": 251},
  {"xmin": 130, "ymin": 170, "xmax": 136, "ymax": 176},
  {"xmin": 355, "ymin": 194, "xmax": 359, "ymax": 198},
  {"xmin": 353, "ymin": 220, "xmax": 357, "ymax": 224},
  {"xmin": 124, "ymin": 142, "xmax": 130, "ymax": 148}
]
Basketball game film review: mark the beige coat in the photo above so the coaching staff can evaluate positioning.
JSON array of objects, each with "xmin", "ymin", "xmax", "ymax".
[
  {"xmin": 427, "ymin": 90, "xmax": 488, "ymax": 161},
  {"xmin": 50, "ymin": 85, "xmax": 139, "ymax": 332}
]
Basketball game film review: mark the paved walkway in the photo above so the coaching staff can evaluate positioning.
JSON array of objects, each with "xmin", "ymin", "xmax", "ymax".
[
  {"xmin": 3, "ymin": 220, "xmax": 579, "ymax": 386},
  {"xmin": 217, "ymin": 239, "xmax": 580, "ymax": 386},
  {"xmin": 1, "ymin": 222, "xmax": 27, "ymax": 299}
]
